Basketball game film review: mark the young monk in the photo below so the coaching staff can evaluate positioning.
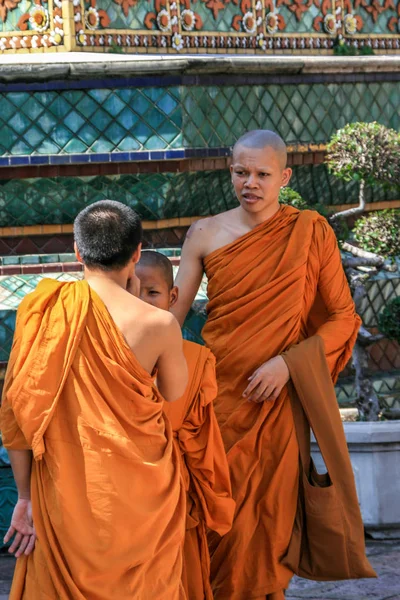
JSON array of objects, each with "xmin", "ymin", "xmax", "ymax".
[
  {"xmin": 0, "ymin": 200, "xmax": 188, "ymax": 600},
  {"xmin": 171, "ymin": 131, "xmax": 375, "ymax": 599},
  {"xmin": 136, "ymin": 250, "xmax": 235, "ymax": 600}
]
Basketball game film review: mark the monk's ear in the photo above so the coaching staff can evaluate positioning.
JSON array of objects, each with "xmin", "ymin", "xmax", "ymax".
[
  {"xmin": 281, "ymin": 167, "xmax": 292, "ymax": 187},
  {"xmin": 169, "ymin": 286, "xmax": 179, "ymax": 309},
  {"xmin": 74, "ymin": 242, "xmax": 83, "ymax": 264}
]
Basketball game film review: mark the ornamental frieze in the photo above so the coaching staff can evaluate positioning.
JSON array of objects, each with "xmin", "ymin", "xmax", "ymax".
[{"xmin": 0, "ymin": 0, "xmax": 399, "ymax": 53}]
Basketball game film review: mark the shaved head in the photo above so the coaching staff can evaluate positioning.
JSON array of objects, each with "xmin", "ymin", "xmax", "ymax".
[
  {"xmin": 233, "ymin": 130, "xmax": 287, "ymax": 170},
  {"xmin": 137, "ymin": 250, "xmax": 174, "ymax": 290}
]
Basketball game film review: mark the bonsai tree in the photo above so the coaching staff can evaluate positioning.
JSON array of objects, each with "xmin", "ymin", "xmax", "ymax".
[
  {"xmin": 326, "ymin": 122, "xmax": 400, "ymax": 221},
  {"xmin": 326, "ymin": 122, "xmax": 400, "ymax": 421}
]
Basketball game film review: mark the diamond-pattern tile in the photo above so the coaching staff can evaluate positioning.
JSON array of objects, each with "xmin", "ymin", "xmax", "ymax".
[
  {"xmin": 0, "ymin": 88, "xmax": 182, "ymax": 156},
  {"xmin": 0, "ymin": 167, "xmax": 398, "ymax": 229},
  {"xmin": 0, "ymin": 81, "xmax": 399, "ymax": 156},
  {"xmin": 182, "ymin": 82, "xmax": 400, "ymax": 147}
]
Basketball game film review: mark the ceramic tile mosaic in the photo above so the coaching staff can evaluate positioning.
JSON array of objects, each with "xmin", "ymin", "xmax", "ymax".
[
  {"xmin": 181, "ymin": 82, "xmax": 400, "ymax": 148},
  {"xmin": 0, "ymin": 81, "xmax": 399, "ymax": 159},
  {"xmin": 336, "ymin": 374, "xmax": 400, "ymax": 408},
  {"xmin": 1, "ymin": 167, "xmax": 399, "ymax": 228},
  {"xmin": 70, "ymin": 0, "xmax": 400, "ymax": 52}
]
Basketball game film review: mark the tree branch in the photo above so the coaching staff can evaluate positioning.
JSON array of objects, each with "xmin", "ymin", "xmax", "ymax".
[{"xmin": 330, "ymin": 180, "xmax": 366, "ymax": 221}]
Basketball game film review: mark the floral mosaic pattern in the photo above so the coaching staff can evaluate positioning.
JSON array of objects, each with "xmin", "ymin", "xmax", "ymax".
[
  {"xmin": 0, "ymin": 0, "xmax": 398, "ymax": 52},
  {"xmin": 73, "ymin": 0, "xmax": 400, "ymax": 52},
  {"xmin": 0, "ymin": 0, "xmax": 65, "ymax": 50}
]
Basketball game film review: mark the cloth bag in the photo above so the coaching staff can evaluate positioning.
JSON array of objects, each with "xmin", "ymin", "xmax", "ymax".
[{"xmin": 281, "ymin": 336, "xmax": 376, "ymax": 581}]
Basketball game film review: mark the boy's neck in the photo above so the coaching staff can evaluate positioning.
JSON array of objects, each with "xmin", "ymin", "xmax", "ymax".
[{"xmin": 84, "ymin": 267, "xmax": 129, "ymax": 291}]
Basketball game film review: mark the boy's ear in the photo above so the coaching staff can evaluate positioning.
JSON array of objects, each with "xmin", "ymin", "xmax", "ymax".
[
  {"xmin": 74, "ymin": 242, "xmax": 83, "ymax": 264},
  {"xmin": 169, "ymin": 286, "xmax": 179, "ymax": 309},
  {"xmin": 132, "ymin": 243, "xmax": 142, "ymax": 265}
]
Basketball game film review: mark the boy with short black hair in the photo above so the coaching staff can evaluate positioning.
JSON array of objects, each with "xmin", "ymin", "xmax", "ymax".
[
  {"xmin": 1, "ymin": 200, "xmax": 188, "ymax": 600},
  {"xmin": 137, "ymin": 250, "xmax": 235, "ymax": 600}
]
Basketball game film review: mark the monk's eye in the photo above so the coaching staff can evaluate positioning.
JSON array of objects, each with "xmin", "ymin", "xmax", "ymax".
[
  {"xmin": 149, "ymin": 291, "xmax": 160, "ymax": 296},
  {"xmin": 235, "ymin": 170, "xmax": 245, "ymax": 176},
  {"xmin": 259, "ymin": 173, "xmax": 269, "ymax": 177}
]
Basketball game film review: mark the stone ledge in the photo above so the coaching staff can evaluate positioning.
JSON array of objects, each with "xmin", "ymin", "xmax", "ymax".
[
  {"xmin": 343, "ymin": 420, "xmax": 400, "ymax": 444},
  {"xmin": 0, "ymin": 53, "xmax": 400, "ymax": 82}
]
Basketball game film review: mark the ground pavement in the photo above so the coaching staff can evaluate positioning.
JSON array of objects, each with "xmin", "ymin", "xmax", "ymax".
[{"xmin": 0, "ymin": 540, "xmax": 399, "ymax": 599}]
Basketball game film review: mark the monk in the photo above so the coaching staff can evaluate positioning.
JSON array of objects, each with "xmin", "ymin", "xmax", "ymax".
[
  {"xmin": 1, "ymin": 200, "xmax": 188, "ymax": 599},
  {"xmin": 171, "ymin": 130, "xmax": 366, "ymax": 599},
  {"xmin": 136, "ymin": 250, "xmax": 235, "ymax": 600}
]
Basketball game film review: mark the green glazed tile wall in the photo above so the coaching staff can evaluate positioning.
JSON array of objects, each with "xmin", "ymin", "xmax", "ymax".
[
  {"xmin": 182, "ymin": 82, "xmax": 400, "ymax": 147},
  {"xmin": 0, "ymin": 81, "xmax": 399, "ymax": 156},
  {"xmin": 0, "ymin": 166, "xmax": 398, "ymax": 227}
]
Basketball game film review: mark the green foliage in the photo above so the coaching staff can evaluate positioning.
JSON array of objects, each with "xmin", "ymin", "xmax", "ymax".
[
  {"xmin": 332, "ymin": 39, "xmax": 374, "ymax": 56},
  {"xmin": 358, "ymin": 45, "xmax": 375, "ymax": 55},
  {"xmin": 354, "ymin": 209, "xmax": 400, "ymax": 258},
  {"xmin": 108, "ymin": 41, "xmax": 125, "ymax": 54},
  {"xmin": 326, "ymin": 122, "xmax": 400, "ymax": 187},
  {"xmin": 333, "ymin": 40, "xmax": 357, "ymax": 56},
  {"xmin": 378, "ymin": 297, "xmax": 400, "ymax": 344},
  {"xmin": 279, "ymin": 187, "xmax": 308, "ymax": 210}
]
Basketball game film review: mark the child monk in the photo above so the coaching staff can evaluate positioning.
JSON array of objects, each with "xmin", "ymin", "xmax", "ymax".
[
  {"xmin": 136, "ymin": 250, "xmax": 235, "ymax": 600},
  {"xmin": 1, "ymin": 200, "xmax": 188, "ymax": 600}
]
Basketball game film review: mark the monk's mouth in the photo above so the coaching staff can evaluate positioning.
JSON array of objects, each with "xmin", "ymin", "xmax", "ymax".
[{"xmin": 242, "ymin": 194, "xmax": 262, "ymax": 203}]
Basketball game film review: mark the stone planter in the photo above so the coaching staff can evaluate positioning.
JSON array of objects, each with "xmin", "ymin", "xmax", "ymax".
[{"xmin": 312, "ymin": 420, "xmax": 400, "ymax": 537}]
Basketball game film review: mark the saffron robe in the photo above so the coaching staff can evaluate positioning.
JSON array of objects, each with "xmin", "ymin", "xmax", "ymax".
[
  {"xmin": 0, "ymin": 279, "xmax": 186, "ymax": 600},
  {"xmin": 203, "ymin": 206, "xmax": 361, "ymax": 600},
  {"xmin": 164, "ymin": 340, "xmax": 235, "ymax": 600}
]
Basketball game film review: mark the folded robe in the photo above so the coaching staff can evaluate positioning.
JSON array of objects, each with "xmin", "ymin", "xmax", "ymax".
[
  {"xmin": 164, "ymin": 340, "xmax": 235, "ymax": 600},
  {"xmin": 203, "ymin": 205, "xmax": 362, "ymax": 599},
  {"xmin": 0, "ymin": 279, "xmax": 186, "ymax": 600}
]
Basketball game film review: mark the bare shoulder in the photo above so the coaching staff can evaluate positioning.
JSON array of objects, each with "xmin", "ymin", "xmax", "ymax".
[{"xmin": 185, "ymin": 209, "xmax": 238, "ymax": 258}]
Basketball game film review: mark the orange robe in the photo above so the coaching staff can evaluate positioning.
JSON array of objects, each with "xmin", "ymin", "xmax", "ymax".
[
  {"xmin": 0, "ymin": 279, "xmax": 186, "ymax": 600},
  {"xmin": 164, "ymin": 340, "xmax": 235, "ymax": 600},
  {"xmin": 203, "ymin": 206, "xmax": 361, "ymax": 600}
]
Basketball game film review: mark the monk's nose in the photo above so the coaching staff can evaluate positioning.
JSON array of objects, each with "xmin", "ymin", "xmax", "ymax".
[{"xmin": 245, "ymin": 175, "xmax": 258, "ymax": 188}]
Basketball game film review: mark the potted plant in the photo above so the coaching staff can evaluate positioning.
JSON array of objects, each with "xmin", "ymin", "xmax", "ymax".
[{"xmin": 311, "ymin": 123, "xmax": 400, "ymax": 537}]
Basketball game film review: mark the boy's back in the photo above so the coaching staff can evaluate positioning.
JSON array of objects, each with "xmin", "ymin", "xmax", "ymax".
[{"xmin": 89, "ymin": 279, "xmax": 187, "ymax": 401}]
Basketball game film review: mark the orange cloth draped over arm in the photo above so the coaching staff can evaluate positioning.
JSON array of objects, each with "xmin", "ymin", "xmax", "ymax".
[
  {"xmin": 202, "ymin": 206, "xmax": 361, "ymax": 600},
  {"xmin": 164, "ymin": 340, "xmax": 235, "ymax": 600},
  {"xmin": 0, "ymin": 279, "xmax": 186, "ymax": 600}
]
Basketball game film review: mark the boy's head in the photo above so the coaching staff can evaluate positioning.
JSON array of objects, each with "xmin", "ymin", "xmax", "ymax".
[
  {"xmin": 136, "ymin": 251, "xmax": 178, "ymax": 311},
  {"xmin": 74, "ymin": 200, "xmax": 142, "ymax": 272}
]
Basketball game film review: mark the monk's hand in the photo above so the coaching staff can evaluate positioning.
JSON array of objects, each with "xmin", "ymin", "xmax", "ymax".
[
  {"xmin": 127, "ymin": 273, "xmax": 141, "ymax": 297},
  {"xmin": 4, "ymin": 498, "xmax": 36, "ymax": 558},
  {"xmin": 243, "ymin": 356, "xmax": 290, "ymax": 403}
]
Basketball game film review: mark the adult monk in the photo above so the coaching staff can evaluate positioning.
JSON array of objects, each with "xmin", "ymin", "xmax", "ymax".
[
  {"xmin": 171, "ymin": 130, "xmax": 364, "ymax": 599},
  {"xmin": 1, "ymin": 200, "xmax": 188, "ymax": 599},
  {"xmin": 137, "ymin": 250, "xmax": 235, "ymax": 600}
]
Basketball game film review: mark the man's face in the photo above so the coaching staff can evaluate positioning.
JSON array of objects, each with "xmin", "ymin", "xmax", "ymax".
[
  {"xmin": 136, "ymin": 264, "xmax": 175, "ymax": 311},
  {"xmin": 230, "ymin": 145, "xmax": 292, "ymax": 215}
]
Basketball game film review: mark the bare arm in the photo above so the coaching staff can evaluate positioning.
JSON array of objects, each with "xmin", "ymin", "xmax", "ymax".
[
  {"xmin": 156, "ymin": 313, "xmax": 188, "ymax": 402},
  {"xmin": 171, "ymin": 222, "xmax": 207, "ymax": 326},
  {"xmin": 8, "ymin": 449, "xmax": 32, "ymax": 500},
  {"xmin": 5, "ymin": 449, "xmax": 36, "ymax": 557}
]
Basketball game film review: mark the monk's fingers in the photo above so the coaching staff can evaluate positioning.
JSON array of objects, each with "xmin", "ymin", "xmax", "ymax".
[
  {"xmin": 3, "ymin": 525, "xmax": 15, "ymax": 545},
  {"xmin": 14, "ymin": 534, "xmax": 31, "ymax": 558},
  {"xmin": 263, "ymin": 386, "xmax": 279, "ymax": 401},
  {"xmin": 243, "ymin": 375, "xmax": 263, "ymax": 397},
  {"xmin": 24, "ymin": 534, "xmax": 36, "ymax": 556},
  {"xmin": 8, "ymin": 532, "xmax": 22, "ymax": 555},
  {"xmin": 248, "ymin": 383, "xmax": 269, "ymax": 403}
]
